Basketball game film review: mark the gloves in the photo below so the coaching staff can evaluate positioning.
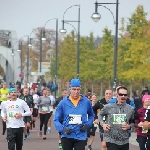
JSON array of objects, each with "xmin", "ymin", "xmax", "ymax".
[
  {"xmin": 63, "ymin": 127, "xmax": 72, "ymax": 135},
  {"xmin": 80, "ymin": 124, "xmax": 89, "ymax": 132}
]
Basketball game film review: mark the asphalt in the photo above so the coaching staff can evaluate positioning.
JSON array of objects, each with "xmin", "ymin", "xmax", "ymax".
[{"xmin": 0, "ymin": 115, "xmax": 140, "ymax": 150}]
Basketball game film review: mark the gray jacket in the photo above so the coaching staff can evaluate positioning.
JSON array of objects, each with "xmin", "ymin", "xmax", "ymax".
[
  {"xmin": 37, "ymin": 96, "xmax": 51, "ymax": 112},
  {"xmin": 98, "ymin": 103, "xmax": 134, "ymax": 145}
]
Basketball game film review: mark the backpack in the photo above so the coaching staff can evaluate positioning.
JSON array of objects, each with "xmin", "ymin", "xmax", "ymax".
[{"xmin": 51, "ymin": 83, "xmax": 58, "ymax": 91}]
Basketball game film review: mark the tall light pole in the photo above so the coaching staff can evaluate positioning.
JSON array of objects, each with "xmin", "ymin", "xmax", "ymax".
[
  {"xmin": 27, "ymin": 36, "xmax": 30, "ymax": 83},
  {"xmin": 11, "ymin": 49, "xmax": 15, "ymax": 82},
  {"xmin": 91, "ymin": 0, "xmax": 119, "ymax": 90},
  {"xmin": 60, "ymin": 5, "xmax": 80, "ymax": 79},
  {"xmin": 17, "ymin": 35, "xmax": 29, "ymax": 84},
  {"xmin": 28, "ymin": 28, "xmax": 43, "ymax": 86},
  {"xmin": 42, "ymin": 18, "xmax": 58, "ymax": 99}
]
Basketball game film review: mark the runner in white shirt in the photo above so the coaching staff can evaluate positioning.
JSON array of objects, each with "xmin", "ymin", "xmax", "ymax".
[
  {"xmin": 30, "ymin": 88, "xmax": 39, "ymax": 128},
  {"xmin": 1, "ymin": 88, "xmax": 32, "ymax": 150},
  {"xmin": 47, "ymin": 89, "xmax": 55, "ymax": 133}
]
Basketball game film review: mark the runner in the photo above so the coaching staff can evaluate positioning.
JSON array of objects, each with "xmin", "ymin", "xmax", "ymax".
[
  {"xmin": 93, "ymin": 89, "xmax": 112, "ymax": 150},
  {"xmin": 1, "ymin": 88, "xmax": 32, "ymax": 150},
  {"xmin": 135, "ymin": 95, "xmax": 150, "ymax": 150},
  {"xmin": 55, "ymin": 88, "xmax": 68, "ymax": 149},
  {"xmin": 143, "ymin": 99, "xmax": 150, "ymax": 150},
  {"xmin": 30, "ymin": 88, "xmax": 39, "ymax": 128},
  {"xmin": 37, "ymin": 88, "xmax": 51, "ymax": 140},
  {"xmin": 0, "ymin": 83, "xmax": 9, "ymax": 113},
  {"xmin": 19, "ymin": 88, "xmax": 34, "ymax": 140},
  {"xmin": 46, "ymin": 89, "xmax": 55, "ymax": 133},
  {"xmin": 99, "ymin": 86, "xmax": 134, "ymax": 150},
  {"xmin": 87, "ymin": 93, "xmax": 98, "ymax": 150},
  {"xmin": 54, "ymin": 78, "xmax": 94, "ymax": 150}
]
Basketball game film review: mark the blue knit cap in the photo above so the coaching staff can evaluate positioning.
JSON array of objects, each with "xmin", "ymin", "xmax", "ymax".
[
  {"xmin": 9, "ymin": 88, "xmax": 17, "ymax": 94},
  {"xmin": 70, "ymin": 78, "xmax": 81, "ymax": 88}
]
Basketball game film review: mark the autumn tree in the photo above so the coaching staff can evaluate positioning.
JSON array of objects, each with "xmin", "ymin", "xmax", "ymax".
[{"xmin": 118, "ymin": 5, "xmax": 150, "ymax": 94}]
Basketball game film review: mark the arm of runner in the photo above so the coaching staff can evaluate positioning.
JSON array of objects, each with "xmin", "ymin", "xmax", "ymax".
[
  {"xmin": 134, "ymin": 109, "xmax": 140, "ymax": 128},
  {"xmin": 1, "ymin": 104, "xmax": 7, "ymax": 118},
  {"xmin": 53, "ymin": 101, "xmax": 64, "ymax": 132},
  {"xmin": 129, "ymin": 109, "xmax": 135, "ymax": 128},
  {"xmin": 21, "ymin": 101, "xmax": 32, "ymax": 117},
  {"xmin": 143, "ymin": 107, "xmax": 150, "ymax": 129},
  {"xmin": 30, "ymin": 97, "xmax": 34, "ymax": 113},
  {"xmin": 98, "ymin": 104, "xmax": 109, "ymax": 126},
  {"xmin": 37, "ymin": 97, "xmax": 44, "ymax": 106},
  {"xmin": 92, "ymin": 102, "xmax": 100, "ymax": 119},
  {"xmin": 87, "ymin": 100, "xmax": 95, "ymax": 127}
]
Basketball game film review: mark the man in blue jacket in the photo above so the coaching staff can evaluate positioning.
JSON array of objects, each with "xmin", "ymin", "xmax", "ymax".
[{"xmin": 53, "ymin": 78, "xmax": 94, "ymax": 150}]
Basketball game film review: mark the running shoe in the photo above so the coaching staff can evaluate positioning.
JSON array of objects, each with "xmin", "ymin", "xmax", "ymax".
[
  {"xmin": 58, "ymin": 143, "xmax": 62, "ymax": 149},
  {"xmin": 27, "ymin": 131, "xmax": 30, "ymax": 136},
  {"xmin": 24, "ymin": 135, "xmax": 27, "ymax": 140},
  {"xmin": 47, "ymin": 128, "xmax": 51, "ymax": 133},
  {"xmin": 43, "ymin": 136, "xmax": 46, "ymax": 140},
  {"xmin": 38, "ymin": 131, "xmax": 42, "ymax": 137}
]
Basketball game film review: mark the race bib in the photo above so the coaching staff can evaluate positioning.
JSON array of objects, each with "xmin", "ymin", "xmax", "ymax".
[
  {"xmin": 8, "ymin": 111, "xmax": 16, "ymax": 118},
  {"xmin": 41, "ymin": 106, "xmax": 49, "ymax": 112},
  {"xmin": 112, "ymin": 114, "xmax": 126, "ymax": 124},
  {"xmin": 69, "ymin": 114, "xmax": 82, "ymax": 124},
  {"xmin": 142, "ymin": 127, "xmax": 148, "ymax": 133}
]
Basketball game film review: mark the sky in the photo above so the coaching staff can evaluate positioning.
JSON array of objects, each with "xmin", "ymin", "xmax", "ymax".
[{"xmin": 0, "ymin": 0, "xmax": 150, "ymax": 39}]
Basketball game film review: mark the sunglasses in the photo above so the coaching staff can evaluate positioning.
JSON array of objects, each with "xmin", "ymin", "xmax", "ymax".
[{"xmin": 118, "ymin": 93, "xmax": 127, "ymax": 96}]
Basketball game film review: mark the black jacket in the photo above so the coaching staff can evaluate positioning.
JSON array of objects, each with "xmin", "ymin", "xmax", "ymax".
[{"xmin": 93, "ymin": 98, "xmax": 108, "ymax": 119}]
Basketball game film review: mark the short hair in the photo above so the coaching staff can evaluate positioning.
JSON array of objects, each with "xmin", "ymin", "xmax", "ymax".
[
  {"xmin": 42, "ymin": 88, "xmax": 47, "ymax": 92},
  {"xmin": 46, "ymin": 88, "xmax": 51, "ymax": 92},
  {"xmin": 23, "ymin": 88, "xmax": 29, "ymax": 92},
  {"xmin": 92, "ymin": 93, "xmax": 97, "ymax": 96},
  {"xmin": 61, "ymin": 89, "xmax": 67, "ymax": 92},
  {"xmin": 117, "ymin": 86, "xmax": 127, "ymax": 93}
]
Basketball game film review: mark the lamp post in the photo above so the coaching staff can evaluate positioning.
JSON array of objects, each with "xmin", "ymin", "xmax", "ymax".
[
  {"xmin": 42, "ymin": 18, "xmax": 58, "ymax": 99},
  {"xmin": 11, "ymin": 49, "xmax": 15, "ymax": 82},
  {"xmin": 28, "ymin": 28, "xmax": 43, "ymax": 86},
  {"xmin": 17, "ymin": 35, "xmax": 29, "ymax": 83},
  {"xmin": 91, "ymin": 1, "xmax": 119, "ymax": 90},
  {"xmin": 12, "ymin": 40, "xmax": 20, "ymax": 82},
  {"xmin": 60, "ymin": 5, "xmax": 80, "ymax": 79}
]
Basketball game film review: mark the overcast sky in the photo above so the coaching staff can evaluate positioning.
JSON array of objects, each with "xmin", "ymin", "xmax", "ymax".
[{"xmin": 0, "ymin": 0, "xmax": 150, "ymax": 39}]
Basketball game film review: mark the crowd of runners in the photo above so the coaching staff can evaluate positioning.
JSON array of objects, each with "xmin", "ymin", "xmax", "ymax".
[{"xmin": 0, "ymin": 79, "xmax": 150, "ymax": 150}]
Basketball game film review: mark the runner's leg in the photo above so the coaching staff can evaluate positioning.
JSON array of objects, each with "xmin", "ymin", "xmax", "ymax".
[{"xmin": 16, "ymin": 127, "xmax": 23, "ymax": 150}]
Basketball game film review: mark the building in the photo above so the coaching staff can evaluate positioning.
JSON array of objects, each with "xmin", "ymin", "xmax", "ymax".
[{"xmin": 0, "ymin": 30, "xmax": 21, "ymax": 86}]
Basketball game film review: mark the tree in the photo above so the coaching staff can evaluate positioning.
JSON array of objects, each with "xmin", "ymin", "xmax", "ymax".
[
  {"xmin": 98, "ymin": 28, "xmax": 114, "ymax": 82},
  {"xmin": 118, "ymin": 5, "xmax": 150, "ymax": 83},
  {"xmin": 57, "ymin": 31, "xmax": 76, "ymax": 81}
]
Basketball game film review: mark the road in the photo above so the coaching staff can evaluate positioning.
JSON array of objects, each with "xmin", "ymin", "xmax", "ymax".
[{"xmin": 0, "ymin": 117, "xmax": 139, "ymax": 150}]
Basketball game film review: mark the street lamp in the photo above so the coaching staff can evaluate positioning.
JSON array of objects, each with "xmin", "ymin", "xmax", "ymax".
[
  {"xmin": 17, "ymin": 35, "xmax": 29, "ymax": 83},
  {"xmin": 28, "ymin": 28, "xmax": 43, "ymax": 74},
  {"xmin": 91, "ymin": 1, "xmax": 119, "ymax": 90},
  {"xmin": 42, "ymin": 18, "xmax": 58, "ymax": 99},
  {"xmin": 60, "ymin": 5, "xmax": 80, "ymax": 79}
]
